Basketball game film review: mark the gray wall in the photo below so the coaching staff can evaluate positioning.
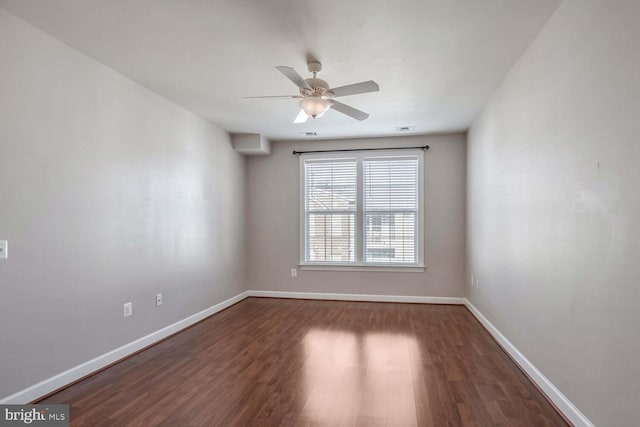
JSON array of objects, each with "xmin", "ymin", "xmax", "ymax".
[
  {"xmin": 246, "ymin": 134, "xmax": 466, "ymax": 297},
  {"xmin": 467, "ymin": 0, "xmax": 640, "ymax": 425},
  {"xmin": 0, "ymin": 8, "xmax": 246, "ymax": 399}
]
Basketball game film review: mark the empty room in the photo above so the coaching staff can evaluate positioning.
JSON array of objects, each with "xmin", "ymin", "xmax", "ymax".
[{"xmin": 0, "ymin": 0, "xmax": 638, "ymax": 426}]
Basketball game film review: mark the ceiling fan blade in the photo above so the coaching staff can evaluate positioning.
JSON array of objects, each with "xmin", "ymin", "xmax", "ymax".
[
  {"xmin": 294, "ymin": 109, "xmax": 308, "ymax": 123},
  {"xmin": 330, "ymin": 80, "xmax": 379, "ymax": 97},
  {"xmin": 276, "ymin": 66, "xmax": 312, "ymax": 90},
  {"xmin": 329, "ymin": 100, "xmax": 369, "ymax": 121},
  {"xmin": 242, "ymin": 95, "xmax": 302, "ymax": 99}
]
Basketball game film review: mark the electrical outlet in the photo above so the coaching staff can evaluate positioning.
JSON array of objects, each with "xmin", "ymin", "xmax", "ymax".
[
  {"xmin": 291, "ymin": 268, "xmax": 297, "ymax": 277},
  {"xmin": 0, "ymin": 240, "xmax": 7, "ymax": 260},
  {"xmin": 123, "ymin": 302, "xmax": 132, "ymax": 317},
  {"xmin": 156, "ymin": 293, "xmax": 162, "ymax": 307},
  {"xmin": 470, "ymin": 276, "xmax": 474, "ymax": 288},
  {"xmin": 475, "ymin": 278, "xmax": 479, "ymax": 289}
]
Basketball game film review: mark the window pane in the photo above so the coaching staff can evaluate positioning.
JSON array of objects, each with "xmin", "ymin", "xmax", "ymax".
[
  {"xmin": 364, "ymin": 158, "xmax": 418, "ymax": 210},
  {"xmin": 307, "ymin": 213, "xmax": 355, "ymax": 262},
  {"xmin": 363, "ymin": 157, "xmax": 419, "ymax": 265},
  {"xmin": 305, "ymin": 160, "xmax": 357, "ymax": 263},
  {"xmin": 305, "ymin": 161, "xmax": 356, "ymax": 211},
  {"xmin": 364, "ymin": 212, "xmax": 416, "ymax": 263}
]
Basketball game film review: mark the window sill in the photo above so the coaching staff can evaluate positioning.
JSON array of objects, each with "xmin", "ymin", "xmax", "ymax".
[{"xmin": 299, "ymin": 264, "xmax": 425, "ymax": 273}]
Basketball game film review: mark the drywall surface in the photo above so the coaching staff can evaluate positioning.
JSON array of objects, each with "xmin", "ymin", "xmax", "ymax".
[
  {"xmin": 0, "ymin": 7, "xmax": 245, "ymax": 399},
  {"xmin": 467, "ymin": 0, "xmax": 640, "ymax": 425},
  {"xmin": 246, "ymin": 134, "xmax": 466, "ymax": 297}
]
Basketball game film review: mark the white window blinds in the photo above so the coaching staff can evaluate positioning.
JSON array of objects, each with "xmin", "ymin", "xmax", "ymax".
[
  {"xmin": 304, "ymin": 160, "xmax": 357, "ymax": 263},
  {"xmin": 363, "ymin": 157, "xmax": 419, "ymax": 264}
]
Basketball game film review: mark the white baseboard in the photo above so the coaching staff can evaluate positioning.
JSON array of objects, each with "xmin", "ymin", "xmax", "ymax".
[
  {"xmin": 463, "ymin": 299, "xmax": 594, "ymax": 427},
  {"xmin": 248, "ymin": 290, "xmax": 464, "ymax": 305},
  {"xmin": 0, "ymin": 291, "xmax": 250, "ymax": 405}
]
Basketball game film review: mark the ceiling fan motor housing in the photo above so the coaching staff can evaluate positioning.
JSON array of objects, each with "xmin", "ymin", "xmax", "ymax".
[{"xmin": 301, "ymin": 78, "xmax": 334, "ymax": 97}]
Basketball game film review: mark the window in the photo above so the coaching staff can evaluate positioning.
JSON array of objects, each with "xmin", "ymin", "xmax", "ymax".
[{"xmin": 300, "ymin": 150, "xmax": 424, "ymax": 270}]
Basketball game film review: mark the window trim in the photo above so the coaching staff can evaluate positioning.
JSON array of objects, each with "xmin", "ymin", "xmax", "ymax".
[{"xmin": 299, "ymin": 149, "xmax": 425, "ymax": 271}]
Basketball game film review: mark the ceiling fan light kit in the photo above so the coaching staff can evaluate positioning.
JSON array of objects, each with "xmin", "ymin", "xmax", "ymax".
[
  {"xmin": 244, "ymin": 61, "xmax": 379, "ymax": 123},
  {"xmin": 299, "ymin": 96, "xmax": 331, "ymax": 118}
]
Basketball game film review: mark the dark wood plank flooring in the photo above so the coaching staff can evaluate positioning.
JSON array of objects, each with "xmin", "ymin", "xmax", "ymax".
[{"xmin": 40, "ymin": 298, "xmax": 568, "ymax": 426}]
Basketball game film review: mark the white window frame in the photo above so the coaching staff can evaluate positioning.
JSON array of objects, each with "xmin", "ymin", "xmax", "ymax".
[{"xmin": 299, "ymin": 149, "xmax": 425, "ymax": 272}]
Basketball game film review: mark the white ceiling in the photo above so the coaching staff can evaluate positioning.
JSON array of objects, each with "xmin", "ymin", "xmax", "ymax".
[{"xmin": 0, "ymin": 0, "xmax": 561, "ymax": 140}]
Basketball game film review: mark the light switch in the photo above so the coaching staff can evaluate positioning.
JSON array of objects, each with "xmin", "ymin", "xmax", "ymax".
[{"xmin": 0, "ymin": 241, "xmax": 7, "ymax": 259}]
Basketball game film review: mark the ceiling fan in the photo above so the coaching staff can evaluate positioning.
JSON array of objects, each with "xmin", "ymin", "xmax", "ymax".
[{"xmin": 244, "ymin": 61, "xmax": 379, "ymax": 123}]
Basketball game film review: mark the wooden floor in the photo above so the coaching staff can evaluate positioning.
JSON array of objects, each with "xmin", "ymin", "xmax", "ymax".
[{"xmin": 40, "ymin": 298, "xmax": 568, "ymax": 426}]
